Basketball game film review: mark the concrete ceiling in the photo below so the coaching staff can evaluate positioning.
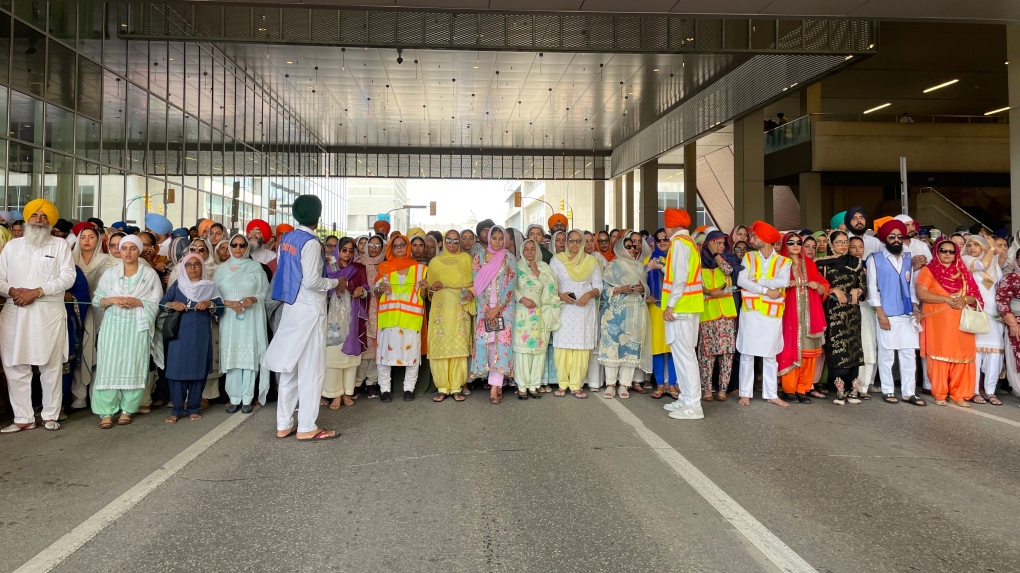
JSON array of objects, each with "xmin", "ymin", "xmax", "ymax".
[{"xmin": 207, "ymin": 0, "xmax": 1020, "ymax": 24}]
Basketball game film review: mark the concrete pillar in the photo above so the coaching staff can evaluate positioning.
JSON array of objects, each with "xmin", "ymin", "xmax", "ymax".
[
  {"xmin": 639, "ymin": 160, "xmax": 658, "ymax": 232},
  {"xmin": 592, "ymin": 179, "xmax": 606, "ymax": 232},
  {"xmin": 1009, "ymin": 26, "xmax": 1020, "ymax": 224},
  {"xmin": 799, "ymin": 172, "xmax": 823, "ymax": 230},
  {"xmin": 733, "ymin": 109, "xmax": 770, "ymax": 224},
  {"xmin": 684, "ymin": 143, "xmax": 698, "ymax": 230},
  {"xmin": 800, "ymin": 82, "xmax": 822, "ymax": 121},
  {"xmin": 623, "ymin": 171, "xmax": 635, "ymax": 231},
  {"xmin": 613, "ymin": 175, "xmax": 623, "ymax": 229}
]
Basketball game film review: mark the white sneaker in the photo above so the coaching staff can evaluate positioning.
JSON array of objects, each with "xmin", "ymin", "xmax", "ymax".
[
  {"xmin": 668, "ymin": 406, "xmax": 705, "ymax": 420},
  {"xmin": 663, "ymin": 400, "xmax": 683, "ymax": 412}
]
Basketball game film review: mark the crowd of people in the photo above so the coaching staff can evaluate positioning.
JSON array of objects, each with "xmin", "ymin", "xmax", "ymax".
[{"xmin": 1, "ymin": 195, "xmax": 1018, "ymax": 439}]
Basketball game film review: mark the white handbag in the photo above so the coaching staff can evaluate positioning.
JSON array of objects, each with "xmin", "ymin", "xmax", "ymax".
[{"xmin": 958, "ymin": 286, "xmax": 990, "ymax": 335}]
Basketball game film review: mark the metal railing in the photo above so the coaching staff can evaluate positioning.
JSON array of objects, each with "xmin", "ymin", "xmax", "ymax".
[
  {"xmin": 808, "ymin": 113, "xmax": 1008, "ymax": 124},
  {"xmin": 763, "ymin": 115, "xmax": 810, "ymax": 154}
]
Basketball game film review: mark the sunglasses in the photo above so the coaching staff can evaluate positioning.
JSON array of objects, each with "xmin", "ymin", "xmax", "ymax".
[
  {"xmin": 886, "ymin": 234, "xmax": 903, "ymax": 240},
  {"xmin": 567, "ymin": 238, "xmax": 583, "ymax": 244},
  {"xmin": 230, "ymin": 242, "xmax": 246, "ymax": 248},
  {"xmin": 625, "ymin": 245, "xmax": 639, "ymax": 250},
  {"xmin": 190, "ymin": 247, "xmax": 207, "ymax": 253},
  {"xmin": 597, "ymin": 239, "xmax": 610, "ymax": 244},
  {"xmin": 786, "ymin": 240, "xmax": 802, "ymax": 246},
  {"xmin": 656, "ymin": 237, "xmax": 668, "ymax": 242},
  {"xmin": 445, "ymin": 238, "xmax": 460, "ymax": 244},
  {"xmin": 938, "ymin": 249, "xmax": 955, "ymax": 255},
  {"xmin": 392, "ymin": 242, "xmax": 407, "ymax": 248}
]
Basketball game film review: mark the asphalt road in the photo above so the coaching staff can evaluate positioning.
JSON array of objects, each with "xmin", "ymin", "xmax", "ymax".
[{"xmin": 4, "ymin": 387, "xmax": 1020, "ymax": 573}]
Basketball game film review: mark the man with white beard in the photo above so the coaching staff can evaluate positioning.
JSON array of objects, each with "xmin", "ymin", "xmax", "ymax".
[
  {"xmin": 0, "ymin": 199, "xmax": 77, "ymax": 433},
  {"xmin": 245, "ymin": 219, "xmax": 276, "ymax": 265}
]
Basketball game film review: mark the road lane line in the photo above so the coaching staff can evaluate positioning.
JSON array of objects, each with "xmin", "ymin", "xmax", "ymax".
[
  {"xmin": 600, "ymin": 399, "xmax": 817, "ymax": 573},
  {"xmin": 950, "ymin": 404, "xmax": 1020, "ymax": 428},
  {"xmin": 14, "ymin": 412, "xmax": 252, "ymax": 573}
]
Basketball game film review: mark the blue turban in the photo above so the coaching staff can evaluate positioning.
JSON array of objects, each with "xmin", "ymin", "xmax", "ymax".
[
  {"xmin": 111, "ymin": 221, "xmax": 127, "ymax": 231},
  {"xmin": 171, "ymin": 228, "xmax": 189, "ymax": 238},
  {"xmin": 11, "ymin": 211, "xmax": 22, "ymax": 222},
  {"xmin": 145, "ymin": 213, "xmax": 173, "ymax": 235},
  {"xmin": 844, "ymin": 206, "xmax": 866, "ymax": 230}
]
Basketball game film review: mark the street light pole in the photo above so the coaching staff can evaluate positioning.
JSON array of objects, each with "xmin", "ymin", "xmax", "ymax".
[{"xmin": 384, "ymin": 205, "xmax": 428, "ymax": 234}]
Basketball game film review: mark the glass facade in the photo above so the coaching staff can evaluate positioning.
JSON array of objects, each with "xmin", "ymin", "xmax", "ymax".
[
  {"xmin": 658, "ymin": 168, "xmax": 712, "ymax": 228},
  {"xmin": 0, "ymin": 2, "xmax": 345, "ymax": 234}
]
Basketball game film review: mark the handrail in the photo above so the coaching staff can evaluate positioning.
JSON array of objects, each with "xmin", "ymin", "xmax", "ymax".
[
  {"xmin": 763, "ymin": 115, "xmax": 810, "ymax": 154},
  {"xmin": 808, "ymin": 113, "xmax": 1007, "ymax": 124},
  {"xmin": 915, "ymin": 186, "xmax": 991, "ymax": 232}
]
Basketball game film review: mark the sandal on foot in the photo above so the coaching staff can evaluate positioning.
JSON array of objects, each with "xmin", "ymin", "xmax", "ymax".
[
  {"xmin": 971, "ymin": 395, "xmax": 987, "ymax": 404},
  {"xmin": 554, "ymin": 390, "xmax": 567, "ymax": 397},
  {"xmin": 189, "ymin": 414, "xmax": 202, "ymax": 420},
  {"xmin": 883, "ymin": 394, "xmax": 898, "ymax": 404},
  {"xmin": 952, "ymin": 399, "xmax": 971, "ymax": 408},
  {"xmin": 716, "ymin": 392, "xmax": 728, "ymax": 401},
  {"xmin": 528, "ymin": 390, "xmax": 542, "ymax": 399},
  {"xmin": 987, "ymin": 395, "xmax": 1002, "ymax": 405},
  {"xmin": 433, "ymin": 393, "xmax": 448, "ymax": 403},
  {"xmin": 650, "ymin": 387, "xmax": 665, "ymax": 399},
  {"xmin": 904, "ymin": 395, "xmax": 926, "ymax": 407},
  {"xmin": 808, "ymin": 389, "xmax": 826, "ymax": 399},
  {"xmin": 702, "ymin": 392, "xmax": 714, "ymax": 402},
  {"xmin": 517, "ymin": 392, "xmax": 528, "ymax": 400},
  {"xmin": 298, "ymin": 429, "xmax": 340, "ymax": 442},
  {"xmin": 669, "ymin": 390, "xmax": 680, "ymax": 400},
  {"xmin": 619, "ymin": 387, "xmax": 629, "ymax": 399},
  {"xmin": 934, "ymin": 399, "xmax": 948, "ymax": 406},
  {"xmin": 329, "ymin": 398, "xmax": 342, "ymax": 410},
  {"xmin": 490, "ymin": 396, "xmax": 502, "ymax": 404},
  {"xmin": 571, "ymin": 391, "xmax": 588, "ymax": 399},
  {"xmin": 342, "ymin": 395, "xmax": 355, "ymax": 407},
  {"xmin": 452, "ymin": 393, "xmax": 466, "ymax": 402},
  {"xmin": 117, "ymin": 414, "xmax": 132, "ymax": 425},
  {"xmin": 603, "ymin": 387, "xmax": 616, "ymax": 399},
  {"xmin": 165, "ymin": 416, "xmax": 179, "ymax": 424},
  {"xmin": 630, "ymin": 385, "xmax": 647, "ymax": 394},
  {"xmin": 99, "ymin": 417, "xmax": 114, "ymax": 430}
]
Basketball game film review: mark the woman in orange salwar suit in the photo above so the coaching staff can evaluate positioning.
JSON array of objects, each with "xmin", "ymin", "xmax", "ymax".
[{"xmin": 778, "ymin": 232, "xmax": 829, "ymax": 404}]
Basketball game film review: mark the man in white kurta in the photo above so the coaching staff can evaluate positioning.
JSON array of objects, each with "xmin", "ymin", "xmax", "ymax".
[
  {"xmin": 867, "ymin": 220, "xmax": 924, "ymax": 405},
  {"xmin": 263, "ymin": 196, "xmax": 342, "ymax": 441},
  {"xmin": 896, "ymin": 214, "xmax": 936, "ymax": 392},
  {"xmin": 0, "ymin": 199, "xmax": 77, "ymax": 432},
  {"xmin": 735, "ymin": 221, "xmax": 792, "ymax": 407}
]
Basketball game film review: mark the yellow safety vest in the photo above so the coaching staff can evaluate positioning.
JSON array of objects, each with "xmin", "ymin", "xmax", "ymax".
[
  {"xmin": 700, "ymin": 267, "xmax": 737, "ymax": 322},
  {"xmin": 740, "ymin": 252, "xmax": 787, "ymax": 318},
  {"xmin": 661, "ymin": 233, "xmax": 704, "ymax": 313},
  {"xmin": 377, "ymin": 265, "xmax": 428, "ymax": 331}
]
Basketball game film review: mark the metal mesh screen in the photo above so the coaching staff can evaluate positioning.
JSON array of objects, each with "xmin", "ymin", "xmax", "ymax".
[
  {"xmin": 331, "ymin": 151, "xmax": 609, "ymax": 179},
  {"xmin": 194, "ymin": 5, "xmax": 221, "ymax": 38},
  {"xmin": 281, "ymin": 9, "xmax": 309, "ymax": 42},
  {"xmin": 252, "ymin": 8, "xmax": 280, "ymax": 41},
  {"xmin": 310, "ymin": 10, "xmax": 338, "ymax": 43},
  {"xmin": 224, "ymin": 6, "xmax": 249, "ymax": 38}
]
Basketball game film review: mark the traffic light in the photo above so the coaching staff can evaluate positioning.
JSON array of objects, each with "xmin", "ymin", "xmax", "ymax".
[
  {"xmin": 559, "ymin": 198, "xmax": 565, "ymax": 210},
  {"xmin": 429, "ymin": 201, "xmax": 436, "ymax": 216},
  {"xmin": 165, "ymin": 188, "xmax": 175, "ymax": 204},
  {"xmin": 514, "ymin": 191, "xmax": 521, "ymax": 207}
]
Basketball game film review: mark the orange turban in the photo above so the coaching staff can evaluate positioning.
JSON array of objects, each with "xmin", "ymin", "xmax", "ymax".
[
  {"xmin": 276, "ymin": 223, "xmax": 294, "ymax": 237},
  {"xmin": 750, "ymin": 220, "xmax": 781, "ymax": 243},
  {"xmin": 663, "ymin": 208, "xmax": 691, "ymax": 229},
  {"xmin": 373, "ymin": 219, "xmax": 391, "ymax": 235},
  {"xmin": 872, "ymin": 216, "xmax": 894, "ymax": 233},
  {"xmin": 197, "ymin": 219, "xmax": 213, "ymax": 237},
  {"xmin": 548, "ymin": 213, "xmax": 568, "ymax": 229}
]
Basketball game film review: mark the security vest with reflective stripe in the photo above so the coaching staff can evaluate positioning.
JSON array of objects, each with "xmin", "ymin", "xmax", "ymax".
[
  {"xmin": 700, "ymin": 267, "xmax": 737, "ymax": 322},
  {"xmin": 740, "ymin": 252, "xmax": 788, "ymax": 318},
  {"xmin": 377, "ymin": 264, "xmax": 428, "ymax": 331},
  {"xmin": 661, "ymin": 232, "xmax": 704, "ymax": 313}
]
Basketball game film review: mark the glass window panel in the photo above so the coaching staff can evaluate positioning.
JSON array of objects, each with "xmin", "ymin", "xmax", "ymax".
[
  {"xmin": 76, "ymin": 114, "xmax": 99, "ymax": 162},
  {"xmin": 221, "ymin": 70, "xmax": 234, "ymax": 137},
  {"xmin": 148, "ymin": 177, "xmax": 167, "ymax": 217},
  {"xmin": 43, "ymin": 151, "xmax": 73, "ymax": 217},
  {"xmin": 199, "ymin": 48, "xmax": 213, "ymax": 125},
  {"xmin": 75, "ymin": 159, "xmax": 98, "ymax": 221},
  {"xmin": 8, "ymin": 141, "xmax": 40, "ymax": 210},
  {"xmin": 184, "ymin": 115, "xmax": 198, "ymax": 175},
  {"xmin": 11, "ymin": 20, "xmax": 45, "ymax": 98},
  {"xmin": 126, "ymin": 40, "xmax": 147, "ymax": 88},
  {"xmin": 46, "ymin": 38, "xmax": 75, "ymax": 108},
  {"xmin": 77, "ymin": 1, "xmax": 102, "ymax": 62},
  {"xmin": 101, "ymin": 72, "xmax": 125, "ymax": 168},
  {"xmin": 99, "ymin": 166, "xmax": 123, "ymax": 228},
  {"xmin": 148, "ymin": 96, "xmax": 166, "ymax": 177},
  {"xmin": 126, "ymin": 82, "xmax": 147, "ymax": 171},
  {"xmin": 124, "ymin": 173, "xmax": 146, "ymax": 225},
  {"xmin": 9, "ymin": 89, "xmax": 43, "ymax": 143},
  {"xmin": 103, "ymin": 4, "xmax": 125, "ymax": 75},
  {"xmin": 76, "ymin": 55, "xmax": 101, "ymax": 119},
  {"xmin": 47, "ymin": 0, "xmax": 75, "ymax": 45},
  {"xmin": 184, "ymin": 43, "xmax": 200, "ymax": 117},
  {"xmin": 0, "ymin": 139, "xmax": 7, "ymax": 209},
  {"xmin": 0, "ymin": 87, "xmax": 9, "ymax": 136},
  {"xmin": 44, "ymin": 103, "xmax": 73, "ymax": 152},
  {"xmin": 166, "ymin": 104, "xmax": 183, "ymax": 184},
  {"xmin": 149, "ymin": 41, "xmax": 168, "ymax": 99},
  {"xmin": 181, "ymin": 186, "xmax": 196, "ymax": 229},
  {"xmin": 14, "ymin": 0, "xmax": 45, "ymax": 29},
  {"xmin": 167, "ymin": 42, "xmax": 184, "ymax": 109},
  {"xmin": 0, "ymin": 13, "xmax": 11, "ymax": 87}
]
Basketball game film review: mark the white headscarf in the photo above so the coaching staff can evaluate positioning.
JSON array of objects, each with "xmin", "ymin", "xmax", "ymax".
[
  {"xmin": 176, "ymin": 253, "xmax": 221, "ymax": 302},
  {"xmin": 99, "ymin": 259, "xmax": 163, "ymax": 333}
]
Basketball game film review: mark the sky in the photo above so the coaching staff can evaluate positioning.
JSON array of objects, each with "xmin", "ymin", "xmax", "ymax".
[{"xmin": 406, "ymin": 179, "xmax": 511, "ymax": 228}]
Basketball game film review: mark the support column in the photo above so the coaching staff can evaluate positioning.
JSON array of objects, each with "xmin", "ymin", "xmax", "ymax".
[
  {"xmin": 613, "ymin": 175, "xmax": 623, "ymax": 229},
  {"xmin": 799, "ymin": 172, "xmax": 823, "ymax": 230},
  {"xmin": 800, "ymin": 82, "xmax": 822, "ymax": 121},
  {"xmin": 592, "ymin": 179, "xmax": 606, "ymax": 232},
  {"xmin": 1009, "ymin": 26, "xmax": 1020, "ymax": 222},
  {"xmin": 639, "ymin": 160, "xmax": 658, "ymax": 232},
  {"xmin": 623, "ymin": 171, "xmax": 635, "ymax": 231},
  {"xmin": 683, "ymin": 143, "xmax": 698, "ymax": 230},
  {"xmin": 733, "ymin": 109, "xmax": 770, "ymax": 224}
]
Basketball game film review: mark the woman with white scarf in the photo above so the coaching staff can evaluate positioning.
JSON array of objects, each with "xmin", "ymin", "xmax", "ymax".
[
  {"xmin": 70, "ymin": 226, "xmax": 119, "ymax": 410},
  {"xmin": 512, "ymin": 238, "xmax": 562, "ymax": 399},
  {"xmin": 964, "ymin": 235, "xmax": 1004, "ymax": 404},
  {"xmin": 161, "ymin": 253, "xmax": 224, "ymax": 422},
  {"xmin": 550, "ymin": 229, "xmax": 602, "ymax": 398},
  {"xmin": 598, "ymin": 231, "xmax": 652, "ymax": 398},
  {"xmin": 91, "ymin": 235, "xmax": 163, "ymax": 428}
]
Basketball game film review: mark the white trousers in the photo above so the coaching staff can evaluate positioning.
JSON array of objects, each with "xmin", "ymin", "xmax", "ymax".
[
  {"xmin": 667, "ymin": 313, "xmax": 701, "ymax": 407},
  {"xmin": 276, "ymin": 342, "xmax": 326, "ymax": 433},
  {"xmin": 861, "ymin": 362, "xmax": 878, "ymax": 392},
  {"xmin": 585, "ymin": 351, "xmax": 603, "ymax": 389},
  {"xmin": 379, "ymin": 364, "xmax": 419, "ymax": 393},
  {"xmin": 878, "ymin": 344, "xmax": 917, "ymax": 397},
  {"xmin": 604, "ymin": 366, "xmax": 636, "ymax": 387},
  {"xmin": 4, "ymin": 354, "xmax": 62, "ymax": 425},
  {"xmin": 739, "ymin": 354, "xmax": 778, "ymax": 399},
  {"xmin": 974, "ymin": 351, "xmax": 1004, "ymax": 396},
  {"xmin": 356, "ymin": 357, "xmax": 378, "ymax": 386}
]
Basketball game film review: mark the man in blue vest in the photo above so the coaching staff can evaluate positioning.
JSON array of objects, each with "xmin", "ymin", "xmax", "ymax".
[
  {"xmin": 263, "ymin": 195, "xmax": 345, "ymax": 441},
  {"xmin": 867, "ymin": 219, "xmax": 926, "ymax": 406}
]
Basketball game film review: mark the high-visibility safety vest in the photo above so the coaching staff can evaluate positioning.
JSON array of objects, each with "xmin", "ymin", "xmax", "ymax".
[
  {"xmin": 740, "ymin": 252, "xmax": 788, "ymax": 318},
  {"xmin": 661, "ymin": 233, "xmax": 704, "ymax": 313},
  {"xmin": 377, "ymin": 265, "xmax": 428, "ymax": 331},
  {"xmin": 700, "ymin": 267, "xmax": 738, "ymax": 322}
]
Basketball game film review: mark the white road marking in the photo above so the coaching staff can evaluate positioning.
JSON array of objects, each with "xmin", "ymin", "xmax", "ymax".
[
  {"xmin": 14, "ymin": 412, "xmax": 252, "ymax": 573},
  {"xmin": 600, "ymin": 399, "xmax": 817, "ymax": 573},
  {"xmin": 950, "ymin": 403, "xmax": 1020, "ymax": 428}
]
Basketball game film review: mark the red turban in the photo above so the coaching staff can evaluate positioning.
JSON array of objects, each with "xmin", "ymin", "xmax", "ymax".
[
  {"xmin": 663, "ymin": 208, "xmax": 691, "ymax": 229},
  {"xmin": 245, "ymin": 219, "xmax": 271, "ymax": 240},
  {"xmin": 877, "ymin": 219, "xmax": 907, "ymax": 243},
  {"xmin": 373, "ymin": 219, "xmax": 391, "ymax": 234},
  {"xmin": 72, "ymin": 221, "xmax": 97, "ymax": 236},
  {"xmin": 750, "ymin": 220, "xmax": 781, "ymax": 244},
  {"xmin": 276, "ymin": 223, "xmax": 295, "ymax": 237},
  {"xmin": 548, "ymin": 213, "xmax": 568, "ymax": 229}
]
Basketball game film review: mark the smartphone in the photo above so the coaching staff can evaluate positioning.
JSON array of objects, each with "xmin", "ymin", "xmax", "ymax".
[{"xmin": 566, "ymin": 292, "xmax": 577, "ymax": 301}]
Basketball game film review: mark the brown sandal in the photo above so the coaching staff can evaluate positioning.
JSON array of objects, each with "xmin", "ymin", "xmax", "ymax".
[
  {"xmin": 117, "ymin": 413, "xmax": 132, "ymax": 425},
  {"xmin": 99, "ymin": 416, "xmax": 114, "ymax": 429},
  {"xmin": 716, "ymin": 392, "xmax": 728, "ymax": 401},
  {"xmin": 702, "ymin": 392, "xmax": 714, "ymax": 402}
]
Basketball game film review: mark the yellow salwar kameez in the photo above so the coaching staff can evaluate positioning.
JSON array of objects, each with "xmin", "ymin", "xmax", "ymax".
[{"xmin": 426, "ymin": 248, "xmax": 475, "ymax": 394}]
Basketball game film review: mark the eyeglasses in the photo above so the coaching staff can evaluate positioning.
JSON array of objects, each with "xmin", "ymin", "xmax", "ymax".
[
  {"xmin": 567, "ymin": 238, "xmax": 583, "ymax": 244},
  {"xmin": 392, "ymin": 242, "xmax": 407, "ymax": 249},
  {"xmin": 938, "ymin": 249, "xmax": 955, "ymax": 255},
  {"xmin": 597, "ymin": 239, "xmax": 610, "ymax": 244},
  {"xmin": 832, "ymin": 240, "xmax": 848, "ymax": 246},
  {"xmin": 445, "ymin": 238, "xmax": 460, "ymax": 244},
  {"xmin": 230, "ymin": 242, "xmax": 246, "ymax": 248},
  {"xmin": 786, "ymin": 240, "xmax": 802, "ymax": 246},
  {"xmin": 183, "ymin": 262, "xmax": 202, "ymax": 268}
]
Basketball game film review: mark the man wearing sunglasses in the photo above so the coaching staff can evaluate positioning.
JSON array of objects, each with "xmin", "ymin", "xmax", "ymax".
[{"xmin": 867, "ymin": 219, "xmax": 925, "ymax": 406}]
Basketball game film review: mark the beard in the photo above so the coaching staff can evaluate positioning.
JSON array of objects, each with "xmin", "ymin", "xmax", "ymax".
[
  {"xmin": 885, "ymin": 242, "xmax": 903, "ymax": 256},
  {"xmin": 25, "ymin": 223, "xmax": 51, "ymax": 248},
  {"xmin": 849, "ymin": 223, "xmax": 866, "ymax": 237},
  {"xmin": 247, "ymin": 235, "xmax": 264, "ymax": 251}
]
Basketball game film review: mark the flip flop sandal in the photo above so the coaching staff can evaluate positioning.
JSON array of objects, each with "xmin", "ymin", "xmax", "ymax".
[
  {"xmin": 433, "ymin": 394, "xmax": 448, "ymax": 402},
  {"xmin": 904, "ymin": 395, "xmax": 926, "ymax": 406},
  {"xmin": 971, "ymin": 395, "xmax": 987, "ymax": 404},
  {"xmin": 452, "ymin": 393, "xmax": 466, "ymax": 402},
  {"xmin": 298, "ymin": 429, "xmax": 340, "ymax": 442},
  {"xmin": 987, "ymin": 395, "xmax": 1002, "ymax": 405},
  {"xmin": 572, "ymin": 391, "xmax": 588, "ymax": 399},
  {"xmin": 276, "ymin": 426, "xmax": 297, "ymax": 438},
  {"xmin": 883, "ymin": 394, "xmax": 899, "ymax": 404}
]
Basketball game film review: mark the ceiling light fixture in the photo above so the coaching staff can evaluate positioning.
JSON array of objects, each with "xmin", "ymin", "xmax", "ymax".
[
  {"xmin": 652, "ymin": 68, "xmax": 659, "ymax": 72},
  {"xmin": 863, "ymin": 102, "xmax": 891, "ymax": 114},
  {"xmin": 984, "ymin": 106, "xmax": 1010, "ymax": 116},
  {"xmin": 922, "ymin": 79, "xmax": 958, "ymax": 93}
]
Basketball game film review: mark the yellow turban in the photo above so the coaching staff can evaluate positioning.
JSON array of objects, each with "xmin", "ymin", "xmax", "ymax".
[
  {"xmin": 407, "ymin": 227, "xmax": 426, "ymax": 239},
  {"xmin": 24, "ymin": 198, "xmax": 58, "ymax": 225}
]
